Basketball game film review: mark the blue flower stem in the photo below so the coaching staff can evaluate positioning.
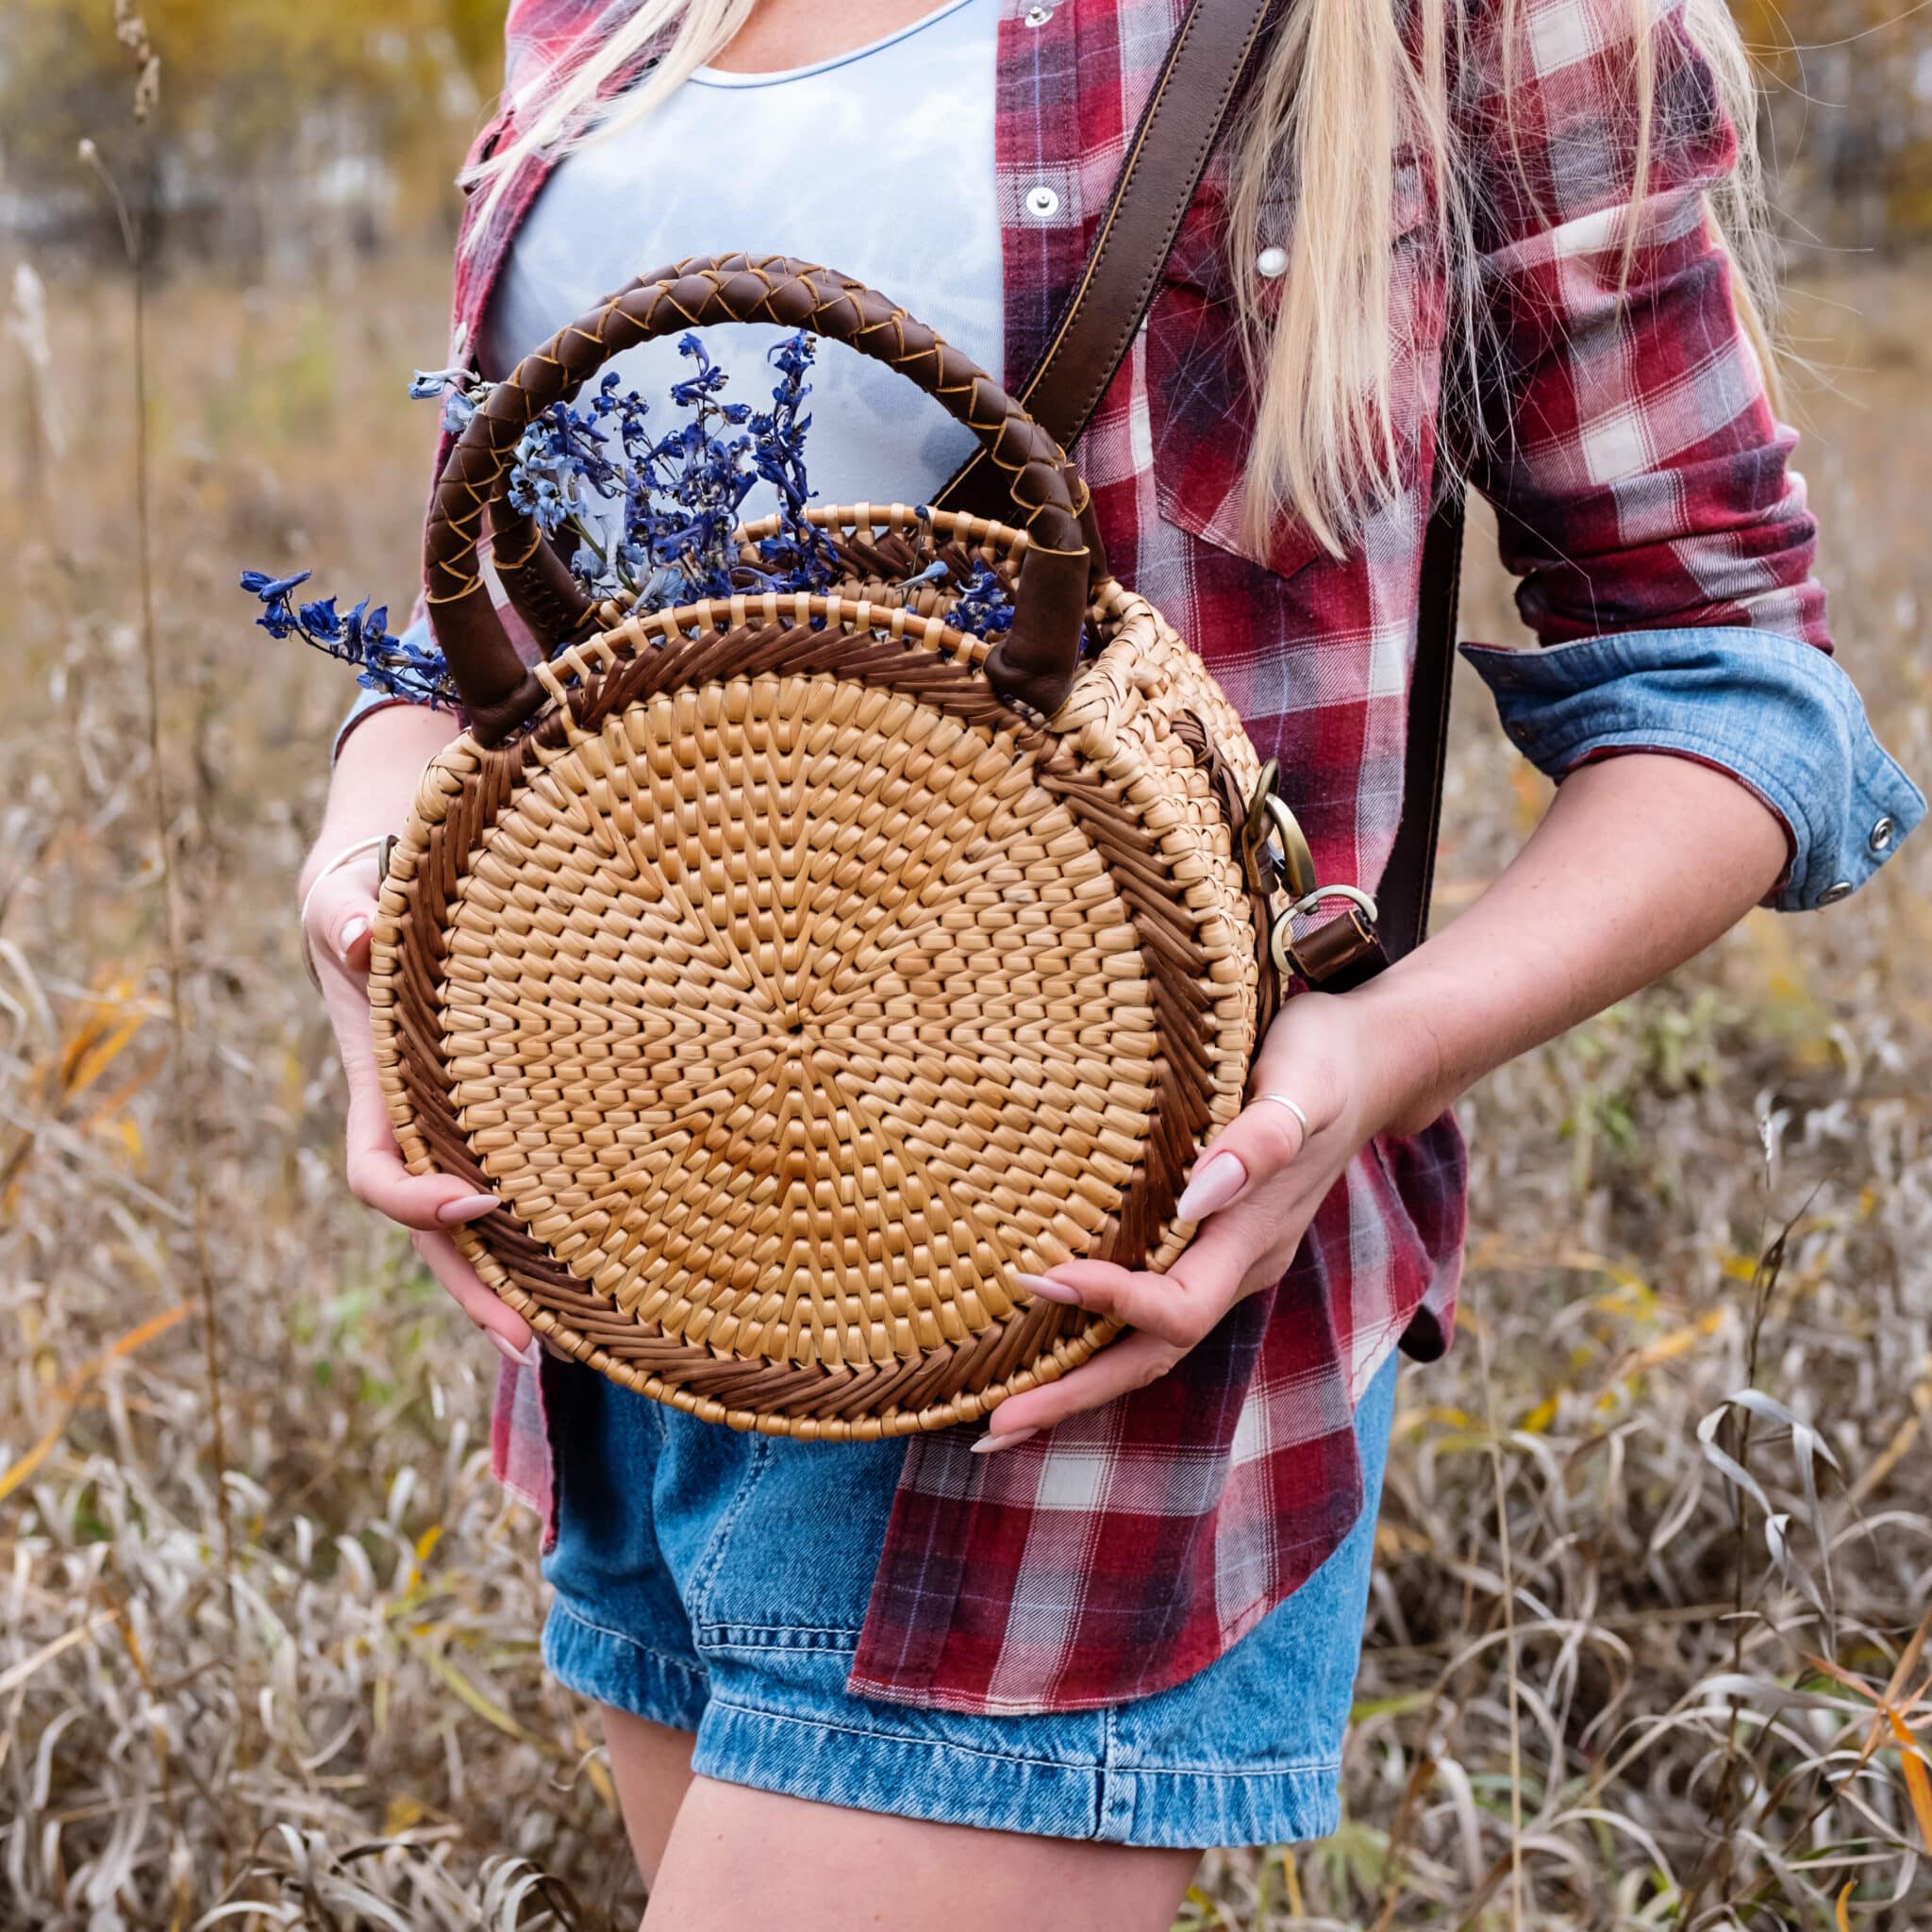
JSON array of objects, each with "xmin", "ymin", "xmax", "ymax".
[{"xmin": 564, "ymin": 511, "xmax": 611, "ymax": 573}]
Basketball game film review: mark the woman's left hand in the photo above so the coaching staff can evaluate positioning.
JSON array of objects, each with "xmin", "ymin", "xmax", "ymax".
[
  {"xmin": 974, "ymin": 985, "xmax": 1436, "ymax": 1451},
  {"xmin": 974, "ymin": 751, "xmax": 1796, "ymax": 1451}
]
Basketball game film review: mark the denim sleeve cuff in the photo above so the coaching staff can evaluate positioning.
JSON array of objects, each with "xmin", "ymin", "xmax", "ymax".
[{"xmin": 1459, "ymin": 626, "xmax": 1926, "ymax": 912}]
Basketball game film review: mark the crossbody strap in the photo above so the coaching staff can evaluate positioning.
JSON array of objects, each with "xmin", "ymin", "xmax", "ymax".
[
  {"xmin": 931, "ymin": 0, "xmax": 1277, "ymax": 511},
  {"xmin": 933, "ymin": 0, "xmax": 1461, "ymax": 965},
  {"xmin": 1378, "ymin": 486, "xmax": 1464, "ymax": 958}
]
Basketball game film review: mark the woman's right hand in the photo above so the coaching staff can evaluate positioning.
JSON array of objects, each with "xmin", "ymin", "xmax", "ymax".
[{"xmin": 306, "ymin": 857, "xmax": 538, "ymax": 1367}]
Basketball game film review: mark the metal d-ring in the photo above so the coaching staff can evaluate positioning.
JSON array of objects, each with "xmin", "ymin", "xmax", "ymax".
[
  {"xmin": 1270, "ymin": 883, "xmax": 1382, "ymax": 976},
  {"xmin": 1241, "ymin": 760, "xmax": 1317, "ymax": 903}
]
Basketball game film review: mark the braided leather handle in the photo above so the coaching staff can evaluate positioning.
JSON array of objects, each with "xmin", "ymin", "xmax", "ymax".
[{"xmin": 425, "ymin": 254, "xmax": 1098, "ymax": 742}]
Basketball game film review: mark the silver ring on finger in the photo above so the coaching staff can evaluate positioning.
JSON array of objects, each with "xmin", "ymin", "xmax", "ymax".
[{"xmin": 1253, "ymin": 1092, "xmax": 1310, "ymax": 1137}]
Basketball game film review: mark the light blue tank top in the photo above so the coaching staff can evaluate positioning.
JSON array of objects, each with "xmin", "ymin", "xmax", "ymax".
[{"xmin": 483, "ymin": 0, "xmax": 1003, "ymax": 520}]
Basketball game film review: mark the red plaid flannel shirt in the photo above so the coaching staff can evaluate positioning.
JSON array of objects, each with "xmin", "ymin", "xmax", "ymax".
[{"xmin": 443, "ymin": 0, "xmax": 1829, "ymax": 1714}]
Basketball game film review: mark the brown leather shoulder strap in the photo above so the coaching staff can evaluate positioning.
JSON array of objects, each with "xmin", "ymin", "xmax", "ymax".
[
  {"xmin": 932, "ymin": 0, "xmax": 1277, "ymax": 509},
  {"xmin": 936, "ymin": 0, "xmax": 1462, "ymax": 964},
  {"xmin": 1378, "ymin": 488, "xmax": 1464, "ymax": 958}
]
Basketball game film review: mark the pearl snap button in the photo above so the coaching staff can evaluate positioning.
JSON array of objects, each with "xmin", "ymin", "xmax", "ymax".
[
  {"xmin": 1818, "ymin": 880, "xmax": 1854, "ymax": 907},
  {"xmin": 1024, "ymin": 185, "xmax": 1060, "ymax": 220},
  {"xmin": 1024, "ymin": 3, "xmax": 1052, "ymax": 24},
  {"xmin": 1257, "ymin": 245, "xmax": 1290, "ymax": 278},
  {"xmin": 1869, "ymin": 815, "xmax": 1896, "ymax": 854}
]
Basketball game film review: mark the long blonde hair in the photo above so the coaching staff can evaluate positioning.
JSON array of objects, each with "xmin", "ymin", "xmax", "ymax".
[{"xmin": 469, "ymin": 0, "xmax": 1773, "ymax": 557}]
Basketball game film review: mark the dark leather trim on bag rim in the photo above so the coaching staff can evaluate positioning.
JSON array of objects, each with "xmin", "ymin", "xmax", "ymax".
[{"xmin": 1172, "ymin": 708, "xmax": 1280, "ymax": 1033}]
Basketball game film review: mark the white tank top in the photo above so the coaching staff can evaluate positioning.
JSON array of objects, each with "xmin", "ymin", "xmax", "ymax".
[{"xmin": 483, "ymin": 0, "xmax": 1004, "ymax": 520}]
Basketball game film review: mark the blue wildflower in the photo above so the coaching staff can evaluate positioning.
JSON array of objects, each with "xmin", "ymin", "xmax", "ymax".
[
  {"xmin": 743, "ymin": 332, "xmax": 836, "ymax": 594},
  {"xmin": 411, "ymin": 366, "xmax": 491, "ymax": 439},
  {"xmin": 238, "ymin": 567, "xmax": 458, "ymax": 709},
  {"xmin": 508, "ymin": 460, "xmax": 570, "ymax": 537},
  {"xmin": 342, "ymin": 598, "xmax": 389, "ymax": 650},
  {"xmin": 592, "ymin": 373, "xmax": 655, "ymax": 465},
  {"xmin": 242, "ymin": 326, "xmax": 1018, "ymax": 712},
  {"xmin": 240, "ymin": 567, "xmax": 313, "ymax": 640},
  {"xmin": 240, "ymin": 569, "xmax": 311, "ymax": 600},
  {"xmin": 669, "ymin": 334, "xmax": 732, "ymax": 409},
  {"xmin": 951, "ymin": 563, "xmax": 1015, "ymax": 639},
  {"xmin": 297, "ymin": 595, "xmax": 343, "ymax": 641},
  {"xmin": 408, "ymin": 365, "xmax": 475, "ymax": 400}
]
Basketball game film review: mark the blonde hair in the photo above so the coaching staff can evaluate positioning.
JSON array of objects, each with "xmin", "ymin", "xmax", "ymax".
[{"xmin": 470, "ymin": 0, "xmax": 1773, "ymax": 558}]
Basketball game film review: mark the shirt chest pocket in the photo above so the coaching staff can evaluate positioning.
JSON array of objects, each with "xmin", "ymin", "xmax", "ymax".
[{"xmin": 1143, "ymin": 154, "xmax": 1444, "ymax": 580}]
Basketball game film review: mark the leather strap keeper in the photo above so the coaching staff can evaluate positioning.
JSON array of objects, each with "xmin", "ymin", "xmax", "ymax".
[{"xmin": 1286, "ymin": 908, "xmax": 1390, "ymax": 994}]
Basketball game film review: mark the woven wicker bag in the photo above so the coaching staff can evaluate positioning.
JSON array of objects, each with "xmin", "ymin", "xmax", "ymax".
[{"xmin": 369, "ymin": 255, "xmax": 1315, "ymax": 1440}]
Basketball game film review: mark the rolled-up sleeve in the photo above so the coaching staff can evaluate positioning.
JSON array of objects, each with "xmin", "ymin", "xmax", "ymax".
[
  {"xmin": 1461, "ymin": 629, "xmax": 1924, "ymax": 910},
  {"xmin": 1456, "ymin": 0, "xmax": 1919, "ymax": 907},
  {"xmin": 1465, "ymin": 1, "xmax": 1826, "ymax": 647}
]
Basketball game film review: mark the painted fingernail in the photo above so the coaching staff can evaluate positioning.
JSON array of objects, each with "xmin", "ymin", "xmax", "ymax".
[
  {"xmin": 437, "ymin": 1192, "xmax": 500, "ymax": 1224},
  {"xmin": 972, "ymin": 1426, "xmax": 1040, "ymax": 1456},
  {"xmin": 488, "ymin": 1332, "xmax": 524, "ymax": 1366},
  {"xmin": 1176, "ymin": 1151, "xmax": 1248, "ymax": 1221},
  {"xmin": 338, "ymin": 915, "xmax": 371, "ymax": 954},
  {"xmin": 1015, "ymin": 1272, "xmax": 1082, "ymax": 1305}
]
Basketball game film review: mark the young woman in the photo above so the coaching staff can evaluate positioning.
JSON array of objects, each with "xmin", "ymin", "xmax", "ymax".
[{"xmin": 301, "ymin": 0, "xmax": 1920, "ymax": 1923}]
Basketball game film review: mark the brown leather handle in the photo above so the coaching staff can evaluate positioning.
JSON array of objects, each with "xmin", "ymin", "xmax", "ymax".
[{"xmin": 425, "ymin": 253, "xmax": 1097, "ymax": 742}]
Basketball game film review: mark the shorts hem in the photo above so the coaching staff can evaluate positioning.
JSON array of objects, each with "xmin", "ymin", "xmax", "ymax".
[
  {"xmin": 542, "ymin": 1600, "xmax": 709, "ymax": 1735},
  {"xmin": 690, "ymin": 1693, "xmax": 1341, "ymax": 1848}
]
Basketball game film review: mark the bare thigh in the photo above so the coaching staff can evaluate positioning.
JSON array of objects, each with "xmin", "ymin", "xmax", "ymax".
[
  {"xmin": 642, "ymin": 1774, "xmax": 1200, "ymax": 1932},
  {"xmin": 601, "ymin": 1706, "xmax": 697, "ymax": 1886}
]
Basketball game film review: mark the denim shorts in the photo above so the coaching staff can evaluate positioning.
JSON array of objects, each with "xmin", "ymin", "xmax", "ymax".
[{"xmin": 540, "ymin": 1348, "xmax": 1398, "ymax": 1849}]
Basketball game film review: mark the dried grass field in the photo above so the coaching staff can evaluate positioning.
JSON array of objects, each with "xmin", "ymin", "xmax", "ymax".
[{"xmin": 2, "ymin": 247, "xmax": 1930, "ymax": 1929}]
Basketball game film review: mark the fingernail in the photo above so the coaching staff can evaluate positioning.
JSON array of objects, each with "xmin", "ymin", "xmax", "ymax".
[
  {"xmin": 1015, "ymin": 1272, "xmax": 1082, "ymax": 1305},
  {"xmin": 488, "ymin": 1332, "xmax": 524, "ymax": 1366},
  {"xmin": 1176, "ymin": 1151, "xmax": 1248, "ymax": 1221},
  {"xmin": 437, "ymin": 1192, "xmax": 500, "ymax": 1224},
  {"xmin": 339, "ymin": 915, "xmax": 371, "ymax": 953},
  {"xmin": 972, "ymin": 1426, "xmax": 1040, "ymax": 1456}
]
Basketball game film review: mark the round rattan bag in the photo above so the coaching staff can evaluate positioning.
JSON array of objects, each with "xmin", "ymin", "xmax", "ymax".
[{"xmin": 368, "ymin": 255, "xmax": 1291, "ymax": 1439}]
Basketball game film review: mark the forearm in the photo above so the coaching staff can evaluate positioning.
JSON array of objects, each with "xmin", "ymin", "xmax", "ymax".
[
  {"xmin": 1350, "ymin": 754, "xmax": 1790, "ymax": 1135},
  {"xmin": 300, "ymin": 705, "xmax": 461, "ymax": 898}
]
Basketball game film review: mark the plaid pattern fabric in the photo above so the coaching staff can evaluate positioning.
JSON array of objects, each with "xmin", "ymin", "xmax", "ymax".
[{"xmin": 439, "ymin": 0, "xmax": 1829, "ymax": 1714}]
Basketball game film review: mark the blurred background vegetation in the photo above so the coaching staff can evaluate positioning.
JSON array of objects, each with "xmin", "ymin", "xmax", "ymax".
[
  {"xmin": 4, "ymin": 5, "xmax": 1932, "ymax": 1930},
  {"xmin": 7, "ymin": 1, "xmax": 1932, "ymax": 263},
  {"xmin": 1, "ymin": 0, "xmax": 508, "ymax": 258}
]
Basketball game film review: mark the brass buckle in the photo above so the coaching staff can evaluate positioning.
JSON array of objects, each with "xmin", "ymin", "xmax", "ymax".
[
  {"xmin": 1242, "ymin": 761, "xmax": 1384, "ymax": 976},
  {"xmin": 1270, "ymin": 883, "xmax": 1381, "ymax": 977},
  {"xmin": 1240, "ymin": 759, "xmax": 1316, "ymax": 902}
]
